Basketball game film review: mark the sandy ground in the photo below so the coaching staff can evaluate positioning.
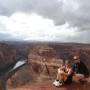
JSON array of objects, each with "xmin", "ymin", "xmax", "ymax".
[{"xmin": 8, "ymin": 79, "xmax": 90, "ymax": 90}]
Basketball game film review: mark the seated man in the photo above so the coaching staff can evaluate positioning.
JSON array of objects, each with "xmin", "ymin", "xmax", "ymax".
[{"xmin": 72, "ymin": 56, "xmax": 89, "ymax": 83}]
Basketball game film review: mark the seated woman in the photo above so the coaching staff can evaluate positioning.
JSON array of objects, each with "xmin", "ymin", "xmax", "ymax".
[
  {"xmin": 55, "ymin": 60, "xmax": 73, "ymax": 86},
  {"xmin": 64, "ymin": 60, "xmax": 73, "ymax": 84},
  {"xmin": 56, "ymin": 60, "xmax": 66, "ymax": 85}
]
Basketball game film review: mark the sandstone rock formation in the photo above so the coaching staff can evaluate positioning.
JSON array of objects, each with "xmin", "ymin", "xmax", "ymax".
[{"xmin": 0, "ymin": 42, "xmax": 90, "ymax": 89}]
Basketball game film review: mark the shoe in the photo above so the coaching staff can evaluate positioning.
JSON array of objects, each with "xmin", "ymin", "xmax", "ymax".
[
  {"xmin": 59, "ymin": 80, "xmax": 64, "ymax": 86},
  {"xmin": 53, "ymin": 80, "xmax": 63, "ymax": 87}
]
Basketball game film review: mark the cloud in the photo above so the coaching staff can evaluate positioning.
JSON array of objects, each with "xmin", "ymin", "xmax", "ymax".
[
  {"xmin": 0, "ymin": 12, "xmax": 78, "ymax": 42},
  {"xmin": 0, "ymin": 0, "xmax": 90, "ymax": 43},
  {"xmin": 0, "ymin": 0, "xmax": 90, "ymax": 31},
  {"xmin": 66, "ymin": 30, "xmax": 90, "ymax": 43},
  {"xmin": 0, "ymin": 33, "xmax": 16, "ymax": 41}
]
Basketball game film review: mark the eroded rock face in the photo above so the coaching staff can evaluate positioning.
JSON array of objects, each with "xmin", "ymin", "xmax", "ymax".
[
  {"xmin": 0, "ymin": 42, "xmax": 90, "ymax": 88},
  {"xmin": 28, "ymin": 44, "xmax": 90, "ymax": 80},
  {"xmin": 0, "ymin": 43, "xmax": 30, "ymax": 89},
  {"xmin": 7, "ymin": 65, "xmax": 32, "ymax": 88},
  {"xmin": 0, "ymin": 43, "xmax": 18, "ymax": 76}
]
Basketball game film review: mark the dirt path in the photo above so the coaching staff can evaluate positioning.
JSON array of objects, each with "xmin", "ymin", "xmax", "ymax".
[{"xmin": 8, "ymin": 80, "xmax": 90, "ymax": 90}]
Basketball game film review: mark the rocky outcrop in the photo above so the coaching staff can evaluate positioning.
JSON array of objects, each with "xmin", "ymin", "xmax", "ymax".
[
  {"xmin": 0, "ymin": 43, "xmax": 27, "ymax": 90},
  {"xmin": 0, "ymin": 42, "xmax": 90, "ymax": 89},
  {"xmin": 0, "ymin": 43, "xmax": 18, "ymax": 76},
  {"xmin": 28, "ymin": 44, "xmax": 90, "ymax": 80}
]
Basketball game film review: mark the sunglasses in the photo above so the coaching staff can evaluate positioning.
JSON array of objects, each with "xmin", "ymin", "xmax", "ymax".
[{"xmin": 74, "ymin": 59, "xmax": 80, "ymax": 61}]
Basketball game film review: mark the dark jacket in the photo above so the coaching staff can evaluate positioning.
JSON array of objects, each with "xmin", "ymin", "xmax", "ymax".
[{"xmin": 72, "ymin": 61, "xmax": 89, "ymax": 77}]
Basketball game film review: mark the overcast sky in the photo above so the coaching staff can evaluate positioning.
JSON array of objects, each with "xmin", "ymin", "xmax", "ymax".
[{"xmin": 0, "ymin": 0, "xmax": 90, "ymax": 43}]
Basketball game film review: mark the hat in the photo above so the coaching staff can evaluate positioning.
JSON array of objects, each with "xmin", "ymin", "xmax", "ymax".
[{"xmin": 73, "ymin": 56, "xmax": 80, "ymax": 60}]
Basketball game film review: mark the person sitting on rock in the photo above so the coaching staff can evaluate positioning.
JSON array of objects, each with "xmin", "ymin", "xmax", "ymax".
[
  {"xmin": 56, "ymin": 60, "xmax": 65, "ymax": 86},
  {"xmin": 72, "ymin": 55, "xmax": 89, "ymax": 84},
  {"xmin": 64, "ymin": 60, "xmax": 73, "ymax": 84},
  {"xmin": 55, "ymin": 60, "xmax": 73, "ymax": 86}
]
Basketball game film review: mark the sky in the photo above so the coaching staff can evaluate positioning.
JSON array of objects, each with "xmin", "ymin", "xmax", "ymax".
[{"xmin": 0, "ymin": 0, "xmax": 90, "ymax": 43}]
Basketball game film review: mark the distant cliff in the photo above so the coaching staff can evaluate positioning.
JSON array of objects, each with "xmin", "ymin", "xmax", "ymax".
[
  {"xmin": 0, "ymin": 42, "xmax": 90, "ymax": 88},
  {"xmin": 28, "ymin": 44, "xmax": 90, "ymax": 80}
]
